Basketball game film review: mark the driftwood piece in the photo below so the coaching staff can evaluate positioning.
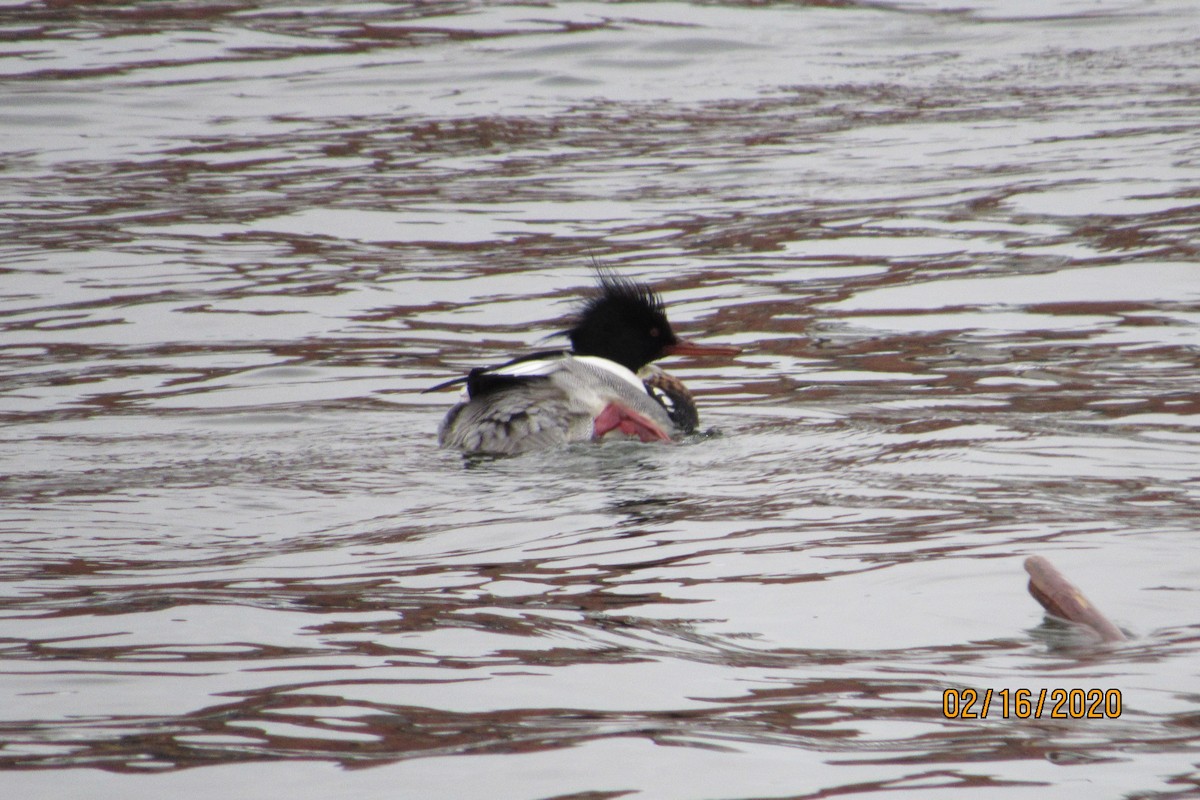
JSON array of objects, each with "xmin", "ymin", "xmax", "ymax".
[{"xmin": 1024, "ymin": 556, "xmax": 1127, "ymax": 643}]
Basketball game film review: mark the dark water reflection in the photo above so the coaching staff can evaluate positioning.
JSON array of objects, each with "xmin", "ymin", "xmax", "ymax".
[{"xmin": 4, "ymin": 0, "xmax": 1200, "ymax": 798}]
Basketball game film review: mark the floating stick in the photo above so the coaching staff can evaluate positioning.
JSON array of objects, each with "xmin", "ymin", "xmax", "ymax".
[{"xmin": 1024, "ymin": 556, "xmax": 1127, "ymax": 643}]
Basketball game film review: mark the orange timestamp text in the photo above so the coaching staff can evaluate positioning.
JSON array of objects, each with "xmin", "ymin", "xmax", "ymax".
[{"xmin": 942, "ymin": 688, "xmax": 1122, "ymax": 719}]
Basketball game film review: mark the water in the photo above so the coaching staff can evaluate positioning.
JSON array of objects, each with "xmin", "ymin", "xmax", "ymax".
[{"xmin": 3, "ymin": 1, "xmax": 1200, "ymax": 798}]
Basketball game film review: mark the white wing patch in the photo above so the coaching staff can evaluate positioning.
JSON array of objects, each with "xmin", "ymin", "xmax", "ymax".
[
  {"xmin": 487, "ymin": 357, "xmax": 564, "ymax": 378},
  {"xmin": 455, "ymin": 355, "xmax": 567, "ymax": 400}
]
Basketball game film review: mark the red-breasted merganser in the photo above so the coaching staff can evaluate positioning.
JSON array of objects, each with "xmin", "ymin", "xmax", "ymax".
[{"xmin": 430, "ymin": 273, "xmax": 740, "ymax": 455}]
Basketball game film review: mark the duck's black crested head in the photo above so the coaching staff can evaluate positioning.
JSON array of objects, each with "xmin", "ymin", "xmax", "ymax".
[{"xmin": 567, "ymin": 272, "xmax": 679, "ymax": 373}]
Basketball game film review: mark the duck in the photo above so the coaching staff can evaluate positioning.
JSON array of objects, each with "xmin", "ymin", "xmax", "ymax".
[{"xmin": 430, "ymin": 272, "xmax": 740, "ymax": 455}]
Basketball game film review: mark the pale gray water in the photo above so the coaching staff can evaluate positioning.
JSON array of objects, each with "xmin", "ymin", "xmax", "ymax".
[{"xmin": 3, "ymin": 1, "xmax": 1200, "ymax": 798}]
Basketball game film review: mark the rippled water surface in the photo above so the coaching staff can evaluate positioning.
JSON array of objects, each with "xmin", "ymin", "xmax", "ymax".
[{"xmin": 4, "ymin": 1, "xmax": 1200, "ymax": 798}]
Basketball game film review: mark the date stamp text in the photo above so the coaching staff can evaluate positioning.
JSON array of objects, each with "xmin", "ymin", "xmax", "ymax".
[{"xmin": 942, "ymin": 688, "xmax": 1122, "ymax": 719}]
